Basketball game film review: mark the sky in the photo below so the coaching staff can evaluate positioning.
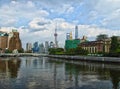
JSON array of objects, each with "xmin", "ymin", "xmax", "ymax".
[{"xmin": 0, "ymin": 0, "xmax": 120, "ymax": 49}]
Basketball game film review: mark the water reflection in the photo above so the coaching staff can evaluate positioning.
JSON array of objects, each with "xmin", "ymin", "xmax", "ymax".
[
  {"xmin": 0, "ymin": 57, "xmax": 119, "ymax": 89},
  {"xmin": 0, "ymin": 57, "xmax": 21, "ymax": 78}
]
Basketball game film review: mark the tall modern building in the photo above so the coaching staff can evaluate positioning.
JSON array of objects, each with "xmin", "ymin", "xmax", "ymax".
[
  {"xmin": 54, "ymin": 26, "xmax": 58, "ymax": 48},
  {"xmin": 32, "ymin": 42, "xmax": 39, "ymax": 53},
  {"xmin": 50, "ymin": 41, "xmax": 54, "ymax": 48},
  {"xmin": 26, "ymin": 43, "xmax": 32, "ymax": 52},
  {"xmin": 75, "ymin": 25, "xmax": 78, "ymax": 39},
  {"xmin": 39, "ymin": 43, "xmax": 45, "ymax": 53},
  {"xmin": 66, "ymin": 33, "xmax": 70, "ymax": 40},
  {"xmin": 45, "ymin": 41, "xmax": 49, "ymax": 54},
  {"xmin": 70, "ymin": 32, "xmax": 73, "ymax": 40}
]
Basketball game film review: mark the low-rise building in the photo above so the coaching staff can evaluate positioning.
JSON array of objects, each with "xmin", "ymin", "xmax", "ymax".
[{"xmin": 79, "ymin": 39, "xmax": 111, "ymax": 54}]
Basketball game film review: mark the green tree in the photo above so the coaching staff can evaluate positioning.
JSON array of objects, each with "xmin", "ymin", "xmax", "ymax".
[
  {"xmin": 109, "ymin": 36, "xmax": 120, "ymax": 57},
  {"xmin": 96, "ymin": 34, "xmax": 108, "ymax": 41},
  {"xmin": 18, "ymin": 48, "xmax": 24, "ymax": 53},
  {"xmin": 65, "ymin": 48, "xmax": 76, "ymax": 55},
  {"xmin": 110, "ymin": 36, "xmax": 119, "ymax": 53},
  {"xmin": 75, "ymin": 47, "xmax": 88, "ymax": 55},
  {"xmin": 48, "ymin": 48, "xmax": 64, "ymax": 55}
]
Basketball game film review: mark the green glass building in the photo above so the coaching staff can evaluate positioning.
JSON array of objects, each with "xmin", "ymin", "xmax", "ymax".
[{"xmin": 65, "ymin": 39, "xmax": 80, "ymax": 50}]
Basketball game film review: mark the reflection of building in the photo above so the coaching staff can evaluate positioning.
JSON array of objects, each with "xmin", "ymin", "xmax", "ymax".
[
  {"xmin": 26, "ymin": 43, "xmax": 32, "ymax": 52},
  {"xmin": 45, "ymin": 41, "xmax": 49, "ymax": 54},
  {"xmin": 0, "ymin": 31, "xmax": 8, "ymax": 51},
  {"xmin": 0, "ymin": 58, "xmax": 21, "ymax": 78}
]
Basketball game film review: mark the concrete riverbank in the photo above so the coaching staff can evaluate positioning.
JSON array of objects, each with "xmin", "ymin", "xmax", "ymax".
[
  {"xmin": 47, "ymin": 55, "xmax": 120, "ymax": 63},
  {"xmin": 0, "ymin": 53, "xmax": 47, "ymax": 57}
]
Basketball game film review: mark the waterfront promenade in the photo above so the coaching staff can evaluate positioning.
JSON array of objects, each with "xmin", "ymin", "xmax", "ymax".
[
  {"xmin": 0, "ymin": 53, "xmax": 47, "ymax": 57},
  {"xmin": 0, "ymin": 53, "xmax": 120, "ymax": 63}
]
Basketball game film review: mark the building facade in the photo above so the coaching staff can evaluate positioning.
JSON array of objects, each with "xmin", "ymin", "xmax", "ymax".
[
  {"xmin": 45, "ymin": 41, "xmax": 49, "ymax": 54},
  {"xmin": 8, "ymin": 30, "xmax": 22, "ymax": 51},
  {"xmin": 39, "ymin": 43, "xmax": 45, "ymax": 53},
  {"xmin": 0, "ymin": 31, "xmax": 8, "ymax": 52},
  {"xmin": 26, "ymin": 43, "xmax": 32, "ymax": 52},
  {"xmin": 0, "ymin": 30, "xmax": 22, "ymax": 52},
  {"xmin": 32, "ymin": 42, "xmax": 39, "ymax": 53},
  {"xmin": 65, "ymin": 39, "xmax": 80, "ymax": 50},
  {"xmin": 79, "ymin": 39, "xmax": 111, "ymax": 53}
]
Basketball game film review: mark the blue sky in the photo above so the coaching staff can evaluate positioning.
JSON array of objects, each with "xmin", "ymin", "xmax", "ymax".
[{"xmin": 0, "ymin": 0, "xmax": 120, "ymax": 48}]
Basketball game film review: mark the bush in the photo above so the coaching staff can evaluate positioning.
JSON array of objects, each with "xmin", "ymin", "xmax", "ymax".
[
  {"xmin": 48, "ymin": 48, "xmax": 64, "ymax": 55},
  {"xmin": 5, "ymin": 49, "xmax": 12, "ymax": 53}
]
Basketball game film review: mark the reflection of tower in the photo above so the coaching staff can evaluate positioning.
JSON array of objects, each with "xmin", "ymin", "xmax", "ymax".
[
  {"xmin": 75, "ymin": 25, "xmax": 78, "ymax": 39},
  {"xmin": 54, "ymin": 26, "xmax": 58, "ymax": 48}
]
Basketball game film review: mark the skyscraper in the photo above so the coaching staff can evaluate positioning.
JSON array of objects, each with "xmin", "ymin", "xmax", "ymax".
[
  {"xmin": 39, "ymin": 43, "xmax": 45, "ymax": 53},
  {"xmin": 70, "ymin": 32, "xmax": 73, "ymax": 40},
  {"xmin": 66, "ymin": 33, "xmax": 70, "ymax": 40},
  {"xmin": 50, "ymin": 41, "xmax": 54, "ymax": 48},
  {"xmin": 45, "ymin": 41, "xmax": 49, "ymax": 54},
  {"xmin": 32, "ymin": 42, "xmax": 39, "ymax": 53},
  {"xmin": 75, "ymin": 25, "xmax": 78, "ymax": 39},
  {"xmin": 26, "ymin": 43, "xmax": 32, "ymax": 52}
]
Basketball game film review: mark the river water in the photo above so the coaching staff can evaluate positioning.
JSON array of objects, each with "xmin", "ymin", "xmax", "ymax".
[{"xmin": 0, "ymin": 57, "xmax": 120, "ymax": 89}]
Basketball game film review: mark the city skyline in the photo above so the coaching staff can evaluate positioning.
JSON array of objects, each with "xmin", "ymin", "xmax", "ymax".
[{"xmin": 0, "ymin": 0, "xmax": 120, "ymax": 48}]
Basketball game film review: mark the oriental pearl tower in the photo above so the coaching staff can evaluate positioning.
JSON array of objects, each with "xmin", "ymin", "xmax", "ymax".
[{"xmin": 54, "ymin": 25, "xmax": 58, "ymax": 48}]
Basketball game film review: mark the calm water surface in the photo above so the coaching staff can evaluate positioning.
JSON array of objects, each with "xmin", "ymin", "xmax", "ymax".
[{"xmin": 0, "ymin": 57, "xmax": 120, "ymax": 89}]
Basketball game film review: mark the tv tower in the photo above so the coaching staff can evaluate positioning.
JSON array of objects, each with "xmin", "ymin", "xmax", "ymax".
[{"xmin": 54, "ymin": 25, "xmax": 58, "ymax": 48}]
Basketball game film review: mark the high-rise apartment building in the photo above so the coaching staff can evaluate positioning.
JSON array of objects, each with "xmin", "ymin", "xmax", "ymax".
[
  {"xmin": 45, "ymin": 41, "xmax": 49, "ymax": 54},
  {"xmin": 32, "ymin": 42, "xmax": 39, "ymax": 53},
  {"xmin": 26, "ymin": 43, "xmax": 32, "ymax": 52},
  {"xmin": 39, "ymin": 43, "xmax": 45, "ymax": 53},
  {"xmin": 50, "ymin": 41, "xmax": 54, "ymax": 48},
  {"xmin": 75, "ymin": 25, "xmax": 78, "ymax": 39}
]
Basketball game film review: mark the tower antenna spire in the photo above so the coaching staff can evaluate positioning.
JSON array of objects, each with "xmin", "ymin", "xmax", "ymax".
[{"xmin": 54, "ymin": 23, "xmax": 58, "ymax": 48}]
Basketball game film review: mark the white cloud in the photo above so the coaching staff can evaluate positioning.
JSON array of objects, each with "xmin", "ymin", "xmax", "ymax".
[
  {"xmin": 92, "ymin": 0, "xmax": 120, "ymax": 29},
  {"xmin": 0, "ymin": 0, "xmax": 120, "ymax": 49},
  {"xmin": 1, "ymin": 21, "xmax": 120, "ymax": 49},
  {"xmin": 0, "ymin": 1, "xmax": 49, "ymax": 26}
]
